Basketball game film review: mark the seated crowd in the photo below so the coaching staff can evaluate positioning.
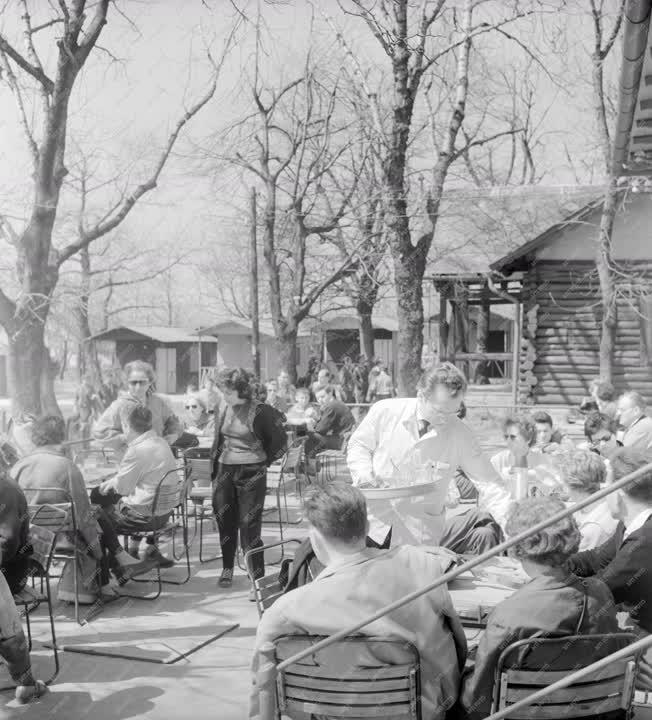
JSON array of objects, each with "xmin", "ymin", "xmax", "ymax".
[{"xmin": 1, "ymin": 357, "xmax": 652, "ymax": 716}]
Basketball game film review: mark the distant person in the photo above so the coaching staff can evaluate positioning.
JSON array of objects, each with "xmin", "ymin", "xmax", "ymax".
[
  {"xmin": 265, "ymin": 380, "xmax": 288, "ymax": 414},
  {"xmin": 311, "ymin": 368, "xmax": 343, "ymax": 402},
  {"xmin": 93, "ymin": 360, "xmax": 181, "ymax": 460},
  {"xmin": 584, "ymin": 412, "xmax": 622, "ymax": 458},
  {"xmin": 338, "ymin": 356, "xmax": 356, "ymax": 403},
  {"xmin": 72, "ymin": 374, "xmax": 102, "ymax": 440},
  {"xmin": 199, "ymin": 371, "xmax": 223, "ymax": 415},
  {"xmin": 285, "ymin": 387, "xmax": 318, "ymax": 431},
  {"xmin": 562, "ymin": 449, "xmax": 618, "ymax": 550},
  {"xmin": 589, "ymin": 378, "xmax": 618, "ymax": 419},
  {"xmin": 352, "ymin": 356, "xmax": 370, "ymax": 404},
  {"xmin": 276, "ymin": 370, "xmax": 296, "ymax": 407},
  {"xmin": 183, "ymin": 392, "xmax": 214, "ymax": 437},
  {"xmin": 250, "ymin": 483, "xmax": 467, "ymax": 720},
  {"xmin": 367, "ymin": 363, "xmax": 394, "ymax": 403},
  {"xmin": 616, "ymin": 391, "xmax": 652, "ymax": 451},
  {"xmin": 460, "ymin": 497, "xmax": 619, "ymax": 720},
  {"xmin": 531, "ymin": 410, "xmax": 568, "ymax": 453},
  {"xmin": 304, "ymin": 387, "xmax": 355, "ymax": 459}
]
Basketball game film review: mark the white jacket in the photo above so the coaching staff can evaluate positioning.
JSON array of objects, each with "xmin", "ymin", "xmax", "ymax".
[{"xmin": 347, "ymin": 398, "xmax": 509, "ymax": 544}]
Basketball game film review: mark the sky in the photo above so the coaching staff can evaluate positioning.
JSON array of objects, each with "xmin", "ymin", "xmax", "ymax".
[{"xmin": 0, "ymin": 0, "xmax": 625, "ymax": 333}]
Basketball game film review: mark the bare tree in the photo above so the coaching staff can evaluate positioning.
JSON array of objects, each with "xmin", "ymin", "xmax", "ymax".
[
  {"xmin": 0, "ymin": 2, "xmax": 234, "ymax": 414},
  {"xmin": 337, "ymin": 0, "xmax": 554, "ymax": 394},
  {"xmin": 218, "ymin": 38, "xmax": 363, "ymax": 382}
]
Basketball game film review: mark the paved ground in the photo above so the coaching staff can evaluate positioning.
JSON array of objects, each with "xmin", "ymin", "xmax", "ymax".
[{"xmin": 0, "ymin": 510, "xmax": 301, "ymax": 720}]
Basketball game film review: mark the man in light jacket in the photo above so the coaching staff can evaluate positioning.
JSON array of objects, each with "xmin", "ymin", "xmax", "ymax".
[
  {"xmin": 250, "ymin": 483, "xmax": 466, "ymax": 720},
  {"xmin": 347, "ymin": 363, "xmax": 511, "ymax": 549}
]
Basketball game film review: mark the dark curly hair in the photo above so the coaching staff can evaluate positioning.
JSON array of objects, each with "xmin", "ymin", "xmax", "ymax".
[
  {"xmin": 216, "ymin": 367, "xmax": 254, "ymax": 400},
  {"xmin": 31, "ymin": 415, "xmax": 66, "ymax": 447},
  {"xmin": 506, "ymin": 497, "xmax": 580, "ymax": 566},
  {"xmin": 417, "ymin": 362, "xmax": 467, "ymax": 398},
  {"xmin": 584, "ymin": 412, "xmax": 618, "ymax": 440}
]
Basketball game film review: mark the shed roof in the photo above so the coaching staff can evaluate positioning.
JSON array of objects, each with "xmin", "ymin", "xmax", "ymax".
[
  {"xmin": 91, "ymin": 325, "xmax": 210, "ymax": 344},
  {"xmin": 196, "ymin": 318, "xmax": 312, "ymax": 338}
]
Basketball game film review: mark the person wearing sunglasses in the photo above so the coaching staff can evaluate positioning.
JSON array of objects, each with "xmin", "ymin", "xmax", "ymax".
[
  {"xmin": 183, "ymin": 392, "xmax": 214, "ymax": 437},
  {"xmin": 584, "ymin": 412, "xmax": 622, "ymax": 459},
  {"xmin": 93, "ymin": 360, "xmax": 181, "ymax": 460}
]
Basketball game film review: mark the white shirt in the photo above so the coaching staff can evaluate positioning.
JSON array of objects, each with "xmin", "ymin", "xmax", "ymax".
[
  {"xmin": 574, "ymin": 500, "xmax": 619, "ymax": 550},
  {"xmin": 623, "ymin": 507, "xmax": 652, "ymax": 541},
  {"xmin": 347, "ymin": 398, "xmax": 506, "ymax": 544}
]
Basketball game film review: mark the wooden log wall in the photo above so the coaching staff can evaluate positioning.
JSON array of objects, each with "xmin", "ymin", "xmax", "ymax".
[
  {"xmin": 524, "ymin": 260, "xmax": 652, "ymax": 406},
  {"xmin": 518, "ymin": 270, "xmax": 540, "ymax": 404}
]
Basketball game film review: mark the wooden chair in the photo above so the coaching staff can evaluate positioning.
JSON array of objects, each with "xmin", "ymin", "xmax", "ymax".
[
  {"xmin": 258, "ymin": 634, "xmax": 421, "ymax": 720},
  {"xmin": 244, "ymin": 539, "xmax": 302, "ymax": 618},
  {"xmin": 492, "ymin": 633, "xmax": 639, "ymax": 719},
  {"xmin": 122, "ymin": 468, "xmax": 192, "ymax": 601},
  {"xmin": 1, "ymin": 524, "xmax": 60, "ymax": 690},
  {"xmin": 25, "ymin": 489, "xmax": 87, "ymax": 625}
]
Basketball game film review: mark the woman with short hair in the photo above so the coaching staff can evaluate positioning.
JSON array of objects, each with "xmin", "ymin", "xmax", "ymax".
[
  {"xmin": 459, "ymin": 496, "xmax": 618, "ymax": 719},
  {"xmin": 183, "ymin": 392, "xmax": 214, "ymax": 437},
  {"xmin": 93, "ymin": 360, "xmax": 181, "ymax": 459},
  {"xmin": 211, "ymin": 368, "xmax": 287, "ymax": 592}
]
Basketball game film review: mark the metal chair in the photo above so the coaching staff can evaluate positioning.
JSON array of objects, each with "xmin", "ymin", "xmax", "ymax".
[
  {"xmin": 1, "ymin": 524, "xmax": 60, "ymax": 690},
  {"xmin": 244, "ymin": 539, "xmax": 302, "ymax": 618},
  {"xmin": 492, "ymin": 633, "xmax": 639, "ymax": 719},
  {"xmin": 122, "ymin": 468, "xmax": 192, "ymax": 601},
  {"xmin": 263, "ymin": 438, "xmax": 308, "ymax": 535},
  {"xmin": 257, "ymin": 634, "xmax": 421, "ymax": 720},
  {"xmin": 185, "ymin": 451, "xmax": 221, "ymax": 563},
  {"xmin": 25, "ymin": 489, "xmax": 87, "ymax": 625}
]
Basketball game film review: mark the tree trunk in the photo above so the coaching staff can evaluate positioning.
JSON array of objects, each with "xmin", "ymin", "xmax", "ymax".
[
  {"xmin": 596, "ymin": 175, "xmax": 618, "ymax": 382},
  {"xmin": 277, "ymin": 328, "xmax": 299, "ymax": 384},
  {"xmin": 357, "ymin": 298, "xmax": 375, "ymax": 361}
]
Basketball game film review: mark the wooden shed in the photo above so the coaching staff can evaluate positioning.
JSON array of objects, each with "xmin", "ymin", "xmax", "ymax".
[
  {"xmin": 491, "ymin": 192, "xmax": 652, "ymax": 405},
  {"xmin": 90, "ymin": 325, "xmax": 217, "ymax": 394}
]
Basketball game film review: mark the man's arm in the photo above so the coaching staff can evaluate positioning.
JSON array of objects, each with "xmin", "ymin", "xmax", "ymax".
[
  {"xmin": 104, "ymin": 446, "xmax": 142, "ymax": 498},
  {"xmin": 346, "ymin": 402, "xmax": 383, "ymax": 485},
  {"xmin": 565, "ymin": 527, "xmax": 620, "ymax": 578},
  {"xmin": 312, "ymin": 406, "xmax": 336, "ymax": 436}
]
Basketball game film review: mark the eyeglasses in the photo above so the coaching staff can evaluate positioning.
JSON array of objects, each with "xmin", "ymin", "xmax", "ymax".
[
  {"xmin": 185, "ymin": 404, "xmax": 199, "ymax": 409},
  {"xmin": 591, "ymin": 434, "xmax": 613, "ymax": 445},
  {"xmin": 129, "ymin": 380, "xmax": 148, "ymax": 386}
]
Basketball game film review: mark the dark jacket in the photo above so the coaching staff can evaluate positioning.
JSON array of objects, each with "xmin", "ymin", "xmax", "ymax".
[
  {"xmin": 565, "ymin": 515, "xmax": 652, "ymax": 633},
  {"xmin": 460, "ymin": 572, "xmax": 618, "ymax": 720},
  {"xmin": 313, "ymin": 400, "xmax": 355, "ymax": 437},
  {"xmin": 210, "ymin": 401, "xmax": 287, "ymax": 474},
  {"xmin": 0, "ymin": 474, "xmax": 31, "ymax": 595}
]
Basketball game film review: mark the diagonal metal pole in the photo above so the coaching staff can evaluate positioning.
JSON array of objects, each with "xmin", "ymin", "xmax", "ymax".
[
  {"xmin": 482, "ymin": 633, "xmax": 652, "ymax": 720},
  {"xmin": 276, "ymin": 460, "xmax": 652, "ymax": 671}
]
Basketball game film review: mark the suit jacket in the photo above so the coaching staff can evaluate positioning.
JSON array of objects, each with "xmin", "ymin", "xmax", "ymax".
[
  {"xmin": 622, "ymin": 415, "xmax": 652, "ymax": 451},
  {"xmin": 460, "ymin": 572, "xmax": 618, "ymax": 719},
  {"xmin": 250, "ymin": 545, "xmax": 467, "ymax": 720},
  {"xmin": 312, "ymin": 400, "xmax": 355, "ymax": 437},
  {"xmin": 565, "ymin": 515, "xmax": 652, "ymax": 633}
]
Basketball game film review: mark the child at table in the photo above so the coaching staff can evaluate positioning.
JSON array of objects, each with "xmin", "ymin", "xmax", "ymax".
[{"xmin": 458, "ymin": 496, "xmax": 618, "ymax": 720}]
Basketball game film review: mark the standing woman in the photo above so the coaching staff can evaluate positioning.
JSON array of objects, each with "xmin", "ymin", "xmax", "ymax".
[
  {"xmin": 211, "ymin": 368, "xmax": 287, "ymax": 592},
  {"xmin": 93, "ymin": 360, "xmax": 181, "ymax": 459}
]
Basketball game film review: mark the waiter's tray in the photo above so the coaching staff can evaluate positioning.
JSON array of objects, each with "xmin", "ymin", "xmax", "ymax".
[{"xmin": 361, "ymin": 481, "xmax": 441, "ymax": 500}]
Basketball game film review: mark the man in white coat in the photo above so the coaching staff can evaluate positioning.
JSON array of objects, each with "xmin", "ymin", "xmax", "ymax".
[{"xmin": 347, "ymin": 363, "xmax": 511, "ymax": 549}]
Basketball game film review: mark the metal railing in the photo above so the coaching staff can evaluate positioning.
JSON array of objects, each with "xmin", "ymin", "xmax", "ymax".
[{"xmin": 272, "ymin": 459, "xmax": 652, "ymax": 682}]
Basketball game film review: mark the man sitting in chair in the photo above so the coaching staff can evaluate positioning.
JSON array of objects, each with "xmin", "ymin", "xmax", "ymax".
[
  {"xmin": 304, "ymin": 386, "xmax": 355, "ymax": 460},
  {"xmin": 250, "ymin": 483, "xmax": 467, "ymax": 720},
  {"xmin": 91, "ymin": 405, "xmax": 179, "ymax": 568}
]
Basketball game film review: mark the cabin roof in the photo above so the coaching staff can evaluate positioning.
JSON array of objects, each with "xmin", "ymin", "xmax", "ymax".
[{"xmin": 90, "ymin": 325, "xmax": 209, "ymax": 344}]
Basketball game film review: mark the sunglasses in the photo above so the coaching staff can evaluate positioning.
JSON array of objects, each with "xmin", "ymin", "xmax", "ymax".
[
  {"xmin": 504, "ymin": 433, "xmax": 519, "ymax": 440},
  {"xmin": 185, "ymin": 404, "xmax": 199, "ymax": 410},
  {"xmin": 129, "ymin": 380, "xmax": 148, "ymax": 386}
]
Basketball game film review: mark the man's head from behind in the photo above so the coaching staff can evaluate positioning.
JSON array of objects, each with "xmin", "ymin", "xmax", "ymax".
[
  {"xmin": 303, "ymin": 483, "xmax": 368, "ymax": 565},
  {"xmin": 606, "ymin": 447, "xmax": 652, "ymax": 521},
  {"xmin": 416, "ymin": 362, "xmax": 466, "ymax": 428},
  {"xmin": 31, "ymin": 415, "xmax": 65, "ymax": 447},
  {"xmin": 562, "ymin": 449, "xmax": 607, "ymax": 502},
  {"xmin": 126, "ymin": 405, "xmax": 153, "ymax": 441}
]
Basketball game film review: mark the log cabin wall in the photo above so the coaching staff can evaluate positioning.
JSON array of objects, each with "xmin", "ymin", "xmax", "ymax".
[{"xmin": 524, "ymin": 259, "xmax": 652, "ymax": 406}]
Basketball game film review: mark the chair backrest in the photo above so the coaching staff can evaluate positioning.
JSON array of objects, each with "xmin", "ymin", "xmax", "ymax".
[
  {"xmin": 282, "ymin": 438, "xmax": 306, "ymax": 475},
  {"xmin": 494, "ymin": 633, "xmax": 639, "ymax": 719},
  {"xmin": 24, "ymin": 488, "xmax": 76, "ymax": 534},
  {"xmin": 245, "ymin": 539, "xmax": 301, "ymax": 617},
  {"xmin": 151, "ymin": 468, "xmax": 186, "ymax": 517},
  {"xmin": 28, "ymin": 524, "xmax": 57, "ymax": 575},
  {"xmin": 274, "ymin": 635, "xmax": 421, "ymax": 720}
]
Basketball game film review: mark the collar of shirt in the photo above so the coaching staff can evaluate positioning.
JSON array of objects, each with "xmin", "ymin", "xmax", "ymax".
[
  {"xmin": 128, "ymin": 429, "xmax": 157, "ymax": 447},
  {"xmin": 623, "ymin": 507, "xmax": 652, "ymax": 540},
  {"xmin": 315, "ymin": 548, "xmax": 378, "ymax": 580}
]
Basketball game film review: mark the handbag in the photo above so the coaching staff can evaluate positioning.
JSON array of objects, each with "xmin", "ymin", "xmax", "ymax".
[{"xmin": 57, "ymin": 550, "xmax": 101, "ymax": 604}]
